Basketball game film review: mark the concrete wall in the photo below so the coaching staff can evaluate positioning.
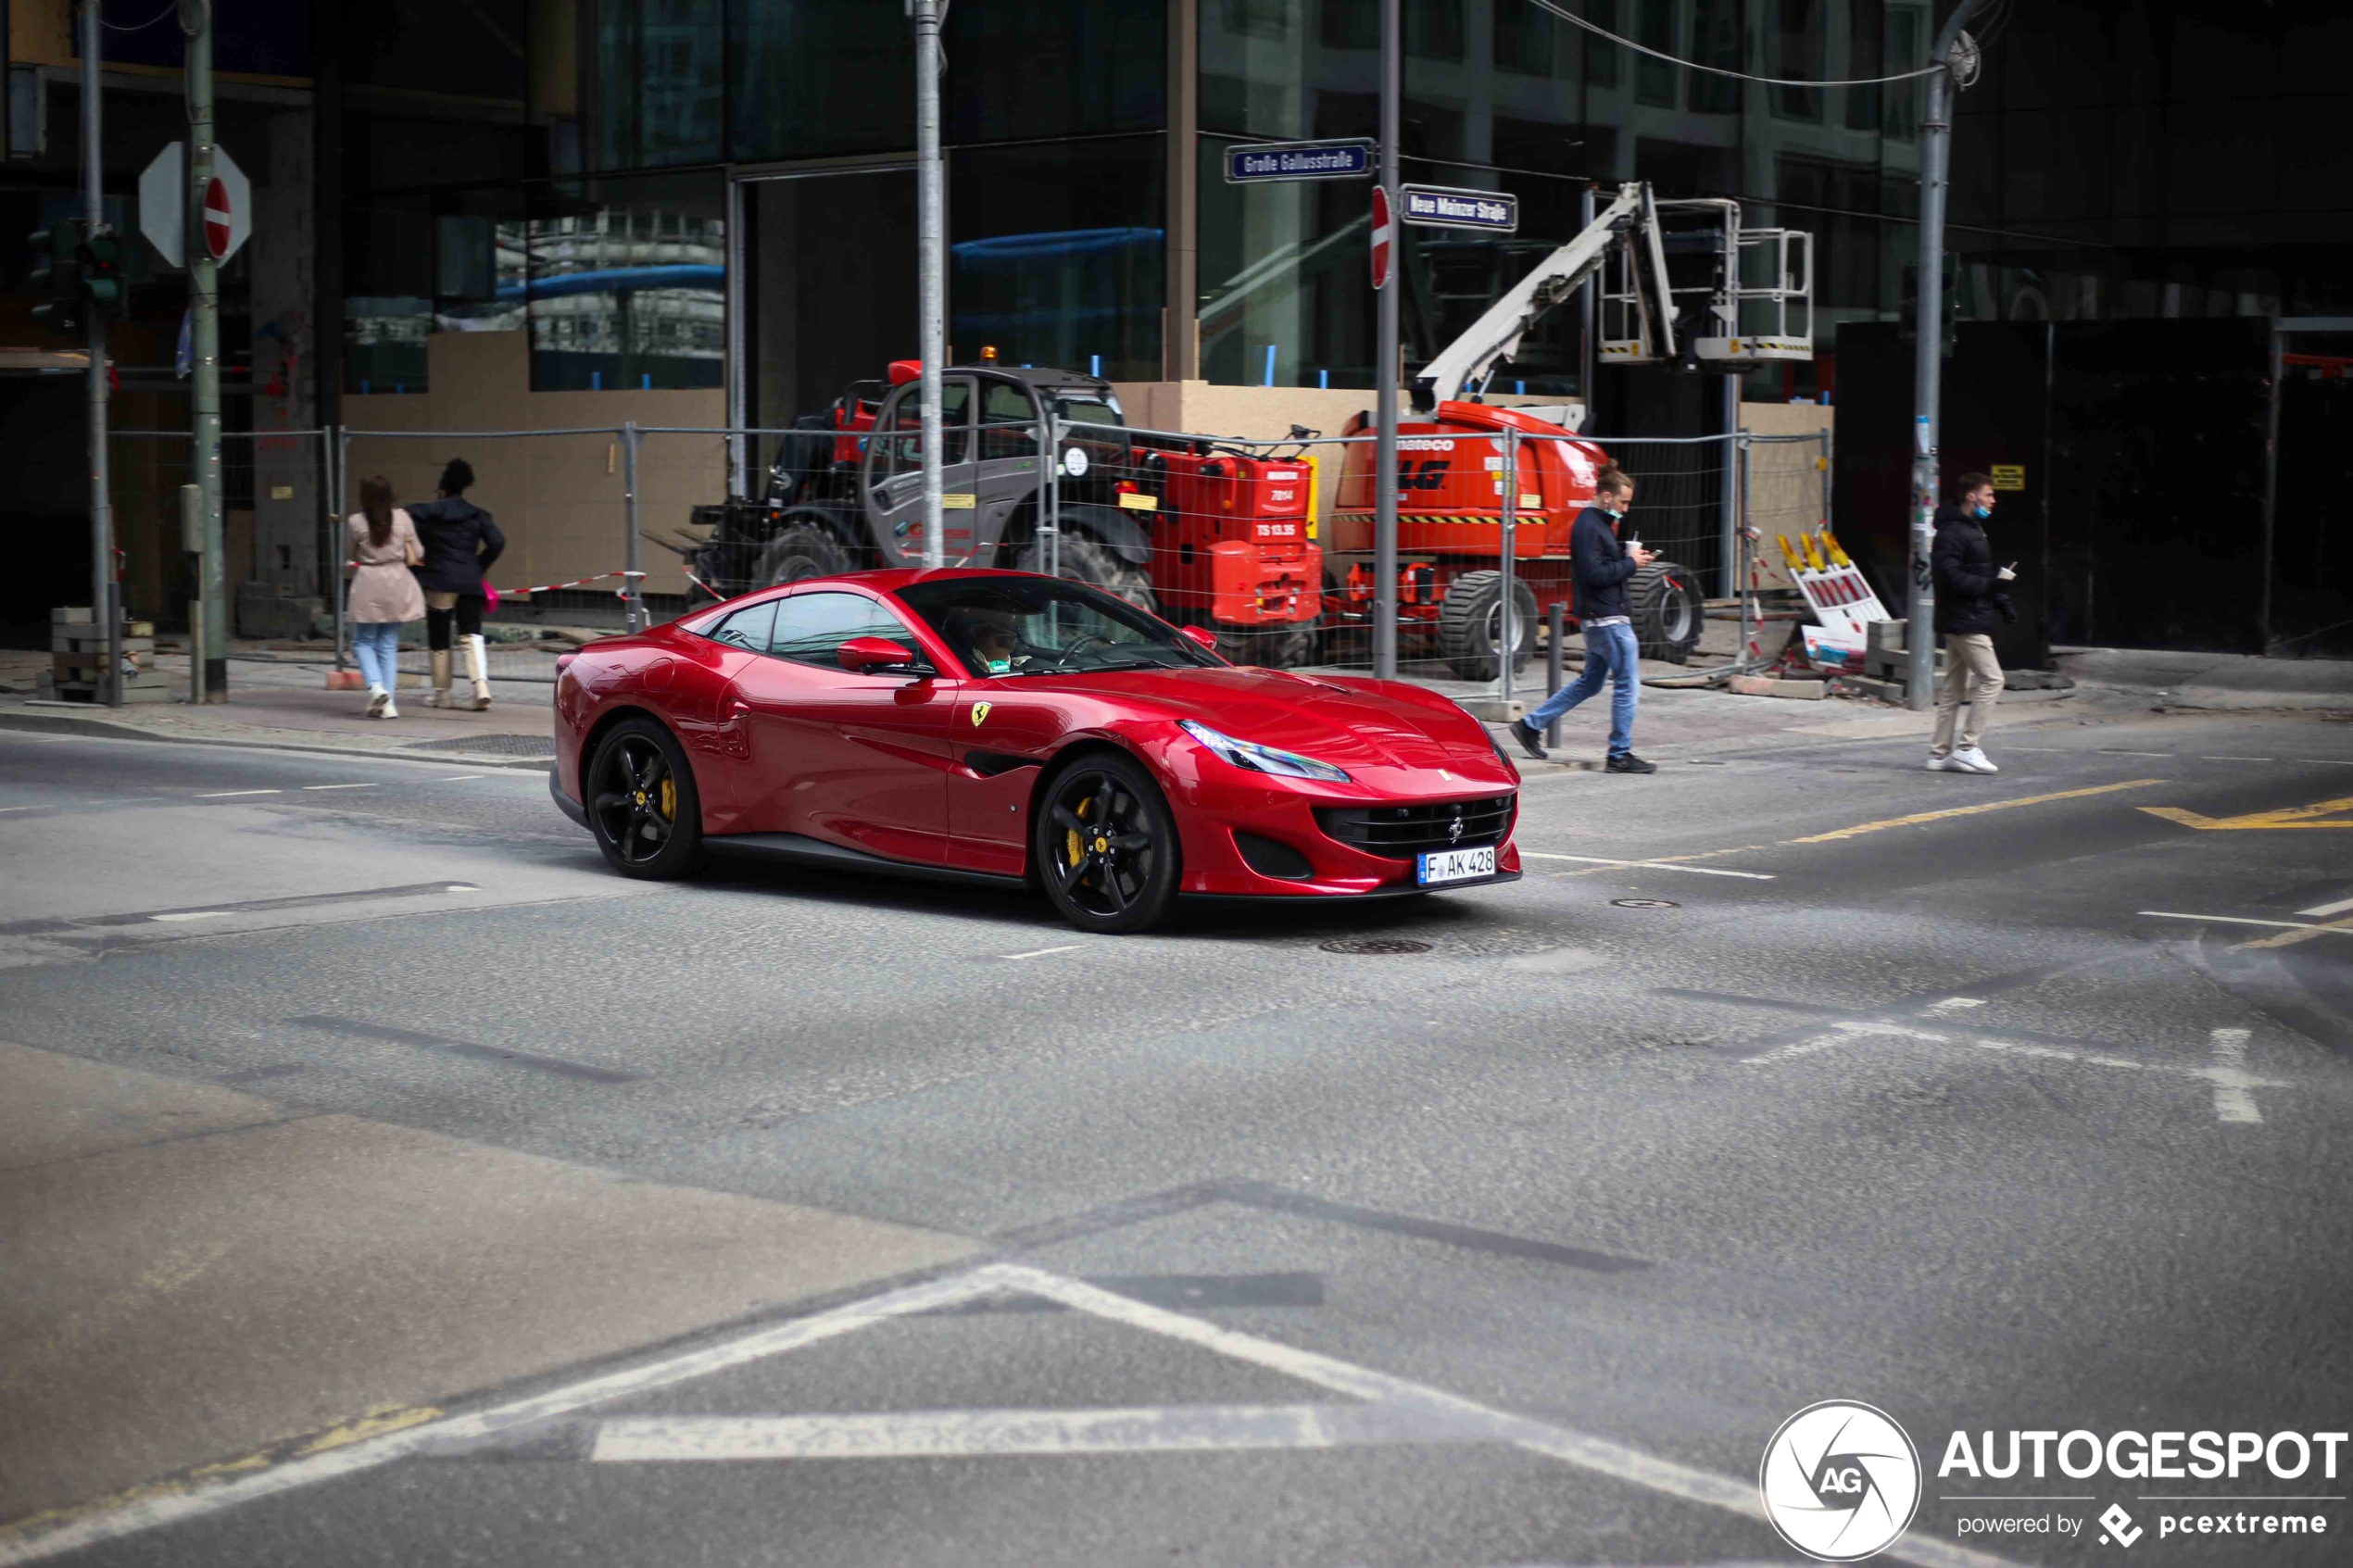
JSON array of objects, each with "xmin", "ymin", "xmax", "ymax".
[{"xmin": 343, "ymin": 332, "xmax": 724, "ymax": 598}]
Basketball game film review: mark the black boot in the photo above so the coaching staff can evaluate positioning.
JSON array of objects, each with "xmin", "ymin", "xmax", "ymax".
[
  {"xmin": 1508, "ymin": 719, "xmax": 1548, "ymax": 760},
  {"xmin": 1604, "ymin": 752, "xmax": 1657, "ymax": 774}
]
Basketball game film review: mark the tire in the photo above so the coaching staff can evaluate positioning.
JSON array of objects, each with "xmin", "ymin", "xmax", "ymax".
[
  {"xmin": 1435, "ymin": 570, "xmax": 1540, "ymax": 682},
  {"xmin": 1033, "ymin": 751, "xmax": 1181, "ymax": 934},
  {"xmin": 585, "ymin": 717, "xmax": 704, "ymax": 880},
  {"xmin": 1016, "ymin": 533, "xmax": 1158, "ymax": 617},
  {"xmin": 758, "ymin": 522, "xmax": 855, "ymax": 587},
  {"xmin": 1629, "ymin": 560, "xmax": 1705, "ymax": 665},
  {"xmin": 1317, "ymin": 562, "xmax": 1369, "ymax": 667},
  {"xmin": 1215, "ymin": 624, "xmax": 1318, "ymax": 668}
]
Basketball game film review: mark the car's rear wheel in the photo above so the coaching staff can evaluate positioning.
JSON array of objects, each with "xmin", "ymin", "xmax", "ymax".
[
  {"xmin": 587, "ymin": 718, "xmax": 704, "ymax": 879},
  {"xmin": 1033, "ymin": 752, "xmax": 1180, "ymax": 934}
]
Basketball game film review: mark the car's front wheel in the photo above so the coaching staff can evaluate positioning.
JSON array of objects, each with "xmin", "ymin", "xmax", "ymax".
[
  {"xmin": 1033, "ymin": 752, "xmax": 1181, "ymax": 934},
  {"xmin": 587, "ymin": 717, "xmax": 704, "ymax": 879}
]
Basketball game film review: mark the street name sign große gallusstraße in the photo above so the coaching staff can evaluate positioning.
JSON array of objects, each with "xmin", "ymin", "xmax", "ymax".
[
  {"xmin": 1399, "ymin": 184, "xmax": 1519, "ymax": 232},
  {"xmin": 1225, "ymin": 139, "xmax": 1376, "ymax": 182}
]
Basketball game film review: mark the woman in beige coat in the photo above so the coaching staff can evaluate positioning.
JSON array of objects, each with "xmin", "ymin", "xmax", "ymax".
[{"xmin": 345, "ymin": 476, "xmax": 427, "ymax": 718}]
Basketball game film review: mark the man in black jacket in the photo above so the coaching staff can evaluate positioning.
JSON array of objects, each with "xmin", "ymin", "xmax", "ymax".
[
  {"xmin": 1927, "ymin": 471, "xmax": 2015, "ymax": 774},
  {"xmin": 407, "ymin": 458, "xmax": 506, "ymax": 710},
  {"xmin": 1508, "ymin": 466, "xmax": 1657, "ymax": 773}
]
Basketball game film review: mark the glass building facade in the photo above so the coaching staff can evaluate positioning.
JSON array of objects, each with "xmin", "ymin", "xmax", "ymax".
[{"xmin": 328, "ymin": 1, "xmax": 2353, "ymax": 408}]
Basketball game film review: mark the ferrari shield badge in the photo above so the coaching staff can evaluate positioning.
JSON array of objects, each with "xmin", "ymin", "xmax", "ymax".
[{"xmin": 970, "ymin": 702, "xmax": 992, "ymax": 727}]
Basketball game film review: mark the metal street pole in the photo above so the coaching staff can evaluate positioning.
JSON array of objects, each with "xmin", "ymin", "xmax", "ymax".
[
  {"xmin": 912, "ymin": 0, "xmax": 947, "ymax": 570},
  {"xmin": 1371, "ymin": 0, "xmax": 1401, "ymax": 679},
  {"xmin": 1906, "ymin": 0, "xmax": 1982, "ymax": 710},
  {"xmin": 80, "ymin": 0, "xmax": 117, "ymax": 706},
  {"xmin": 186, "ymin": 0, "xmax": 226, "ymax": 699}
]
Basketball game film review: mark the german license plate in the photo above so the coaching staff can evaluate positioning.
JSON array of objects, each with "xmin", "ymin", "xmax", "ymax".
[{"xmin": 1416, "ymin": 846, "xmax": 1495, "ymax": 885}]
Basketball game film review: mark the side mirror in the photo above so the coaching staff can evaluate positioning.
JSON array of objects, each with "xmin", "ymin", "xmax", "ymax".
[
  {"xmin": 1180, "ymin": 624, "xmax": 1219, "ymax": 650},
  {"xmin": 838, "ymin": 635, "xmax": 919, "ymax": 673}
]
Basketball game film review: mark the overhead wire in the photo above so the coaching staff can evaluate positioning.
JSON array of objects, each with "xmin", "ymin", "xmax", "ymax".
[
  {"xmin": 98, "ymin": 0, "xmax": 181, "ymax": 30},
  {"xmin": 1521, "ymin": 0, "xmax": 1951, "ymax": 88}
]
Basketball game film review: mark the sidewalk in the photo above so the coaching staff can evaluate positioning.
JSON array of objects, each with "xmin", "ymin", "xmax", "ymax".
[{"xmin": 0, "ymin": 649, "xmax": 559, "ymax": 771}]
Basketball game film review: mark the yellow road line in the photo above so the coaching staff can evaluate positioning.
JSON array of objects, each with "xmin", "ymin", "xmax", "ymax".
[
  {"xmin": 2232, "ymin": 912, "xmax": 2353, "ymax": 952},
  {"xmin": 1785, "ymin": 780, "xmax": 2169, "ymax": 844}
]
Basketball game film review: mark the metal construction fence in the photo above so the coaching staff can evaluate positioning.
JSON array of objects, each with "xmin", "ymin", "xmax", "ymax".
[{"xmin": 111, "ymin": 414, "xmax": 1832, "ymax": 696}]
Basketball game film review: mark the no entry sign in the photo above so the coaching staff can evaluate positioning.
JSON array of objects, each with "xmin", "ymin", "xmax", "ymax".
[
  {"xmin": 203, "ymin": 177, "xmax": 233, "ymax": 260},
  {"xmin": 1370, "ymin": 185, "xmax": 1392, "ymax": 292}
]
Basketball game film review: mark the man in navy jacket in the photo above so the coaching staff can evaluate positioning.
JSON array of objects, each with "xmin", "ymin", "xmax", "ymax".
[
  {"xmin": 1509, "ymin": 465, "xmax": 1657, "ymax": 773},
  {"xmin": 1926, "ymin": 471, "xmax": 2014, "ymax": 774}
]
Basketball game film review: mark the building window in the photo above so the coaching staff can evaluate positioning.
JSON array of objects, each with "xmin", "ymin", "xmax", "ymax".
[
  {"xmin": 529, "ymin": 172, "xmax": 725, "ymax": 391},
  {"xmin": 949, "ymin": 0, "xmax": 1166, "ymax": 144},
  {"xmin": 1586, "ymin": 0, "xmax": 1620, "ymax": 88},
  {"xmin": 1636, "ymin": 0, "xmax": 1678, "ymax": 107},
  {"xmin": 1772, "ymin": 0, "xmax": 1826, "ymax": 122},
  {"xmin": 1844, "ymin": 0, "xmax": 1884, "ymax": 132},
  {"xmin": 345, "ymin": 200, "xmax": 434, "ymax": 394},
  {"xmin": 595, "ymin": 0, "xmax": 723, "ymax": 169},
  {"xmin": 950, "ymin": 138, "xmax": 1164, "ymax": 382},
  {"xmin": 1884, "ymin": 6, "xmax": 1922, "ymax": 140},
  {"xmin": 1689, "ymin": 0, "xmax": 1739, "ymax": 114},
  {"xmin": 1493, "ymin": 0, "xmax": 1555, "ymax": 75}
]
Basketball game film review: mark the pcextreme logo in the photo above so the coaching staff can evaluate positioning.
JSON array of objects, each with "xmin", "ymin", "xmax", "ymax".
[{"xmin": 1759, "ymin": 1400, "xmax": 1924, "ymax": 1562}]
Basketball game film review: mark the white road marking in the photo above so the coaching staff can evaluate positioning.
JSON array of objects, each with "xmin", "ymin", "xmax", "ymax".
[
  {"xmin": 1919, "ymin": 997, "xmax": 1985, "ymax": 1016},
  {"xmin": 2100, "ymin": 750, "xmax": 2172, "ymax": 758},
  {"xmin": 301, "ymin": 784, "xmax": 377, "ymax": 792},
  {"xmin": 2200, "ymin": 756, "xmax": 2275, "ymax": 762},
  {"xmin": 590, "ymin": 1404, "xmax": 1461, "ymax": 1461},
  {"xmin": 0, "ymin": 806, "xmax": 36, "ymax": 813},
  {"xmin": 147, "ymin": 912, "xmax": 229, "ymax": 922},
  {"xmin": 1001, "ymin": 943, "xmax": 1086, "ymax": 960},
  {"xmin": 2208, "ymin": 1028, "xmax": 2260, "ymax": 1123},
  {"xmin": 2137, "ymin": 911, "xmax": 2327, "ymax": 933},
  {"xmin": 1522, "ymin": 852, "xmax": 1774, "ymax": 880},
  {"xmin": 2297, "ymin": 896, "xmax": 2353, "ymax": 919},
  {"xmin": 197, "ymin": 789, "xmax": 282, "ymax": 798},
  {"xmin": 439, "ymin": 774, "xmax": 486, "ymax": 781},
  {"xmin": 0, "ymin": 1262, "xmax": 2032, "ymax": 1568}
]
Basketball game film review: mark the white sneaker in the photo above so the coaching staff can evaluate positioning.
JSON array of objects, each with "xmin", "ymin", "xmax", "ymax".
[
  {"xmin": 1926, "ymin": 754, "xmax": 1960, "ymax": 771},
  {"xmin": 1952, "ymin": 747, "xmax": 1999, "ymax": 774},
  {"xmin": 364, "ymin": 685, "xmax": 390, "ymax": 719},
  {"xmin": 382, "ymin": 697, "xmax": 399, "ymax": 720}
]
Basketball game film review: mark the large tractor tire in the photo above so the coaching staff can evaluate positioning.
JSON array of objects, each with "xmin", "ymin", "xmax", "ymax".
[
  {"xmin": 1215, "ymin": 623, "xmax": 1319, "ymax": 669},
  {"xmin": 1317, "ymin": 563, "xmax": 1369, "ymax": 667},
  {"xmin": 1435, "ymin": 570, "xmax": 1539, "ymax": 682},
  {"xmin": 1017, "ymin": 534, "xmax": 1158, "ymax": 617},
  {"xmin": 1629, "ymin": 560, "xmax": 1705, "ymax": 665},
  {"xmin": 758, "ymin": 522, "xmax": 857, "ymax": 587}
]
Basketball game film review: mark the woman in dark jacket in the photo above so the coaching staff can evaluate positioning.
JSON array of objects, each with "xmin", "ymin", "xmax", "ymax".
[{"xmin": 407, "ymin": 458, "xmax": 506, "ymax": 709}]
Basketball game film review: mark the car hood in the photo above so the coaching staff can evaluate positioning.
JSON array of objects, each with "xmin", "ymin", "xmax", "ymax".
[{"xmin": 1017, "ymin": 666, "xmax": 1496, "ymax": 772}]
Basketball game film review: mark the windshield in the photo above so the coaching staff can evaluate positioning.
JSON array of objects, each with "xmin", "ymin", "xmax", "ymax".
[
  {"xmin": 896, "ymin": 576, "xmax": 1219, "ymax": 678},
  {"xmin": 1051, "ymin": 393, "xmax": 1125, "ymax": 436}
]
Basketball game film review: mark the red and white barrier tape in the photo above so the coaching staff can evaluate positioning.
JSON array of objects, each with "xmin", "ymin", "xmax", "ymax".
[{"xmin": 495, "ymin": 570, "xmax": 647, "ymax": 598}]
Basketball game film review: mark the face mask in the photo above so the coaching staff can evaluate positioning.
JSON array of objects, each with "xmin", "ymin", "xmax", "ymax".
[
  {"xmin": 1972, "ymin": 505, "xmax": 1990, "ymax": 520},
  {"xmin": 986, "ymin": 658, "xmax": 1012, "ymax": 675}
]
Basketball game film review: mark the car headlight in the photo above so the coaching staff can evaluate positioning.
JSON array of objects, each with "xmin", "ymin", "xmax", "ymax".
[{"xmin": 1179, "ymin": 720, "xmax": 1352, "ymax": 784}]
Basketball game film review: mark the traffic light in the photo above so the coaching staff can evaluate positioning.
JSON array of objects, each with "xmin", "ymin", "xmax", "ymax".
[
  {"xmin": 27, "ymin": 225, "xmax": 82, "ymax": 335},
  {"xmin": 1899, "ymin": 255, "xmax": 1960, "ymax": 358},
  {"xmin": 78, "ymin": 230, "xmax": 123, "ymax": 314}
]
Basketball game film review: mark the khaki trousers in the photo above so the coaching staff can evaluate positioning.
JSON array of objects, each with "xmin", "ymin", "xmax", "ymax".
[{"xmin": 1930, "ymin": 633, "xmax": 2005, "ymax": 757}]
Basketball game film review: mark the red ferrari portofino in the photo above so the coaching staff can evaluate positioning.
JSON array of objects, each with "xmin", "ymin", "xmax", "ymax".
[{"xmin": 550, "ymin": 570, "xmax": 1520, "ymax": 933}]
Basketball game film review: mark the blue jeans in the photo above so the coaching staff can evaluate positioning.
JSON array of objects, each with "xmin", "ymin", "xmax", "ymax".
[
  {"xmin": 352, "ymin": 622, "xmax": 402, "ymax": 693},
  {"xmin": 1524, "ymin": 620, "xmax": 1639, "ymax": 757}
]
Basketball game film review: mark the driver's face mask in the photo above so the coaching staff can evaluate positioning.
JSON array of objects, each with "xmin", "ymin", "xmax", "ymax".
[{"xmin": 986, "ymin": 658, "xmax": 1012, "ymax": 674}]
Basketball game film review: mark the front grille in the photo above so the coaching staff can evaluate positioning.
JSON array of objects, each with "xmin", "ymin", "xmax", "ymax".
[{"xmin": 1315, "ymin": 795, "xmax": 1514, "ymax": 859}]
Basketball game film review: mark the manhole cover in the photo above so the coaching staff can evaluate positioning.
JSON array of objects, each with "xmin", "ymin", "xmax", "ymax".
[
  {"xmin": 400, "ymin": 734, "xmax": 559, "ymax": 757},
  {"xmin": 1318, "ymin": 938, "xmax": 1432, "ymax": 955},
  {"xmin": 1609, "ymin": 898, "xmax": 1680, "ymax": 909}
]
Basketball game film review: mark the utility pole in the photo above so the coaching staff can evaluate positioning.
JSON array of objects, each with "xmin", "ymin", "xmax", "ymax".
[
  {"xmin": 1906, "ymin": 0, "xmax": 1982, "ymax": 710},
  {"xmin": 912, "ymin": 0, "xmax": 946, "ymax": 570},
  {"xmin": 80, "ymin": 0, "xmax": 117, "ymax": 706},
  {"xmin": 186, "ymin": 0, "xmax": 226, "ymax": 698},
  {"xmin": 1371, "ymin": 0, "xmax": 1401, "ymax": 679}
]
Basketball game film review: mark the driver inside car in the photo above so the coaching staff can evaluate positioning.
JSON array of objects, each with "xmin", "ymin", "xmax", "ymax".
[{"xmin": 949, "ymin": 608, "xmax": 1027, "ymax": 675}]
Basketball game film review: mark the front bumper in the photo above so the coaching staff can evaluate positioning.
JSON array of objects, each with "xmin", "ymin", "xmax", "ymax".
[{"xmin": 550, "ymin": 770, "xmax": 589, "ymax": 828}]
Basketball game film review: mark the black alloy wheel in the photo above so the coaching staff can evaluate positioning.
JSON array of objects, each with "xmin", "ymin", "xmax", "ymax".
[
  {"xmin": 587, "ymin": 718, "xmax": 704, "ymax": 879},
  {"xmin": 1033, "ymin": 752, "xmax": 1181, "ymax": 934}
]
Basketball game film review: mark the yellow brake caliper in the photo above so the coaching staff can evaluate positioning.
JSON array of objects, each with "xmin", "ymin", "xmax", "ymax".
[
  {"xmin": 658, "ymin": 775, "xmax": 676, "ymax": 822},
  {"xmin": 1066, "ymin": 797, "xmax": 1088, "ymax": 870}
]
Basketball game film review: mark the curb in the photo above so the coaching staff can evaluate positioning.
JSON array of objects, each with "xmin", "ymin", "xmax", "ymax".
[{"xmin": 0, "ymin": 709, "xmax": 555, "ymax": 772}]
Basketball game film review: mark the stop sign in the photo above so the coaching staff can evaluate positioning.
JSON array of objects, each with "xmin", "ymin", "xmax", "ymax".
[
  {"xmin": 203, "ymin": 177, "xmax": 233, "ymax": 260},
  {"xmin": 1370, "ymin": 184, "xmax": 1392, "ymax": 292}
]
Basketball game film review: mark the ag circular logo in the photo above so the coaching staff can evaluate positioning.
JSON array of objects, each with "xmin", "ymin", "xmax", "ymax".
[{"xmin": 1758, "ymin": 1400, "xmax": 1921, "ymax": 1562}]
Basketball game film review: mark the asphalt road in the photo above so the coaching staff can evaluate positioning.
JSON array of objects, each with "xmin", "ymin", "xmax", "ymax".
[{"xmin": 2, "ymin": 704, "xmax": 2349, "ymax": 1567}]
